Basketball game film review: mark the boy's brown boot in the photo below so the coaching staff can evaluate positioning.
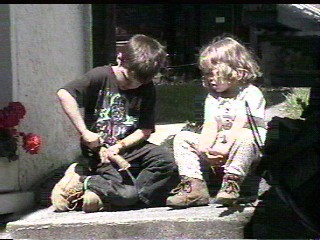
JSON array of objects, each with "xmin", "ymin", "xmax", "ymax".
[
  {"xmin": 215, "ymin": 173, "xmax": 243, "ymax": 206},
  {"xmin": 166, "ymin": 176, "xmax": 210, "ymax": 208},
  {"xmin": 51, "ymin": 163, "xmax": 85, "ymax": 212}
]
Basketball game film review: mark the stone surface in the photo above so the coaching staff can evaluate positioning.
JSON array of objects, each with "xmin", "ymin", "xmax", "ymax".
[
  {"xmin": 7, "ymin": 204, "xmax": 255, "ymax": 239},
  {"xmin": 148, "ymin": 123, "xmax": 186, "ymax": 145}
]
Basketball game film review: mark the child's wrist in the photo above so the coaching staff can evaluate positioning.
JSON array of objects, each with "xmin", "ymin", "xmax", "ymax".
[{"xmin": 116, "ymin": 140, "xmax": 127, "ymax": 149}]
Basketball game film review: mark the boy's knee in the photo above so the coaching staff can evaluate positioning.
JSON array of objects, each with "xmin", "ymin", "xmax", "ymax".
[
  {"xmin": 165, "ymin": 159, "xmax": 179, "ymax": 173},
  {"xmin": 154, "ymin": 156, "xmax": 178, "ymax": 173},
  {"xmin": 112, "ymin": 186, "xmax": 139, "ymax": 207}
]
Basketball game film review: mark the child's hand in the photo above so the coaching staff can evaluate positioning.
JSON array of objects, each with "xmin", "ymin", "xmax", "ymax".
[
  {"xmin": 107, "ymin": 144, "xmax": 121, "ymax": 155},
  {"xmin": 81, "ymin": 129, "xmax": 103, "ymax": 150},
  {"xmin": 197, "ymin": 145, "xmax": 211, "ymax": 154},
  {"xmin": 205, "ymin": 153, "xmax": 225, "ymax": 167},
  {"xmin": 99, "ymin": 146, "xmax": 111, "ymax": 164},
  {"xmin": 190, "ymin": 143, "xmax": 210, "ymax": 155},
  {"xmin": 208, "ymin": 143, "xmax": 229, "ymax": 158},
  {"xmin": 205, "ymin": 143, "xmax": 229, "ymax": 166}
]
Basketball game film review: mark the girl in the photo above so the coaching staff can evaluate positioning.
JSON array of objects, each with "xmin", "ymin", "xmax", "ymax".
[{"xmin": 166, "ymin": 35, "xmax": 266, "ymax": 207}]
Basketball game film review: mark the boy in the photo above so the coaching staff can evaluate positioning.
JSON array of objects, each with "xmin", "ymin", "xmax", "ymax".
[{"xmin": 51, "ymin": 34, "xmax": 179, "ymax": 212}]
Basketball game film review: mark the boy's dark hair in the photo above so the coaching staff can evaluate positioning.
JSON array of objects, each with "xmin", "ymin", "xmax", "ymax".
[{"xmin": 119, "ymin": 34, "xmax": 167, "ymax": 84}]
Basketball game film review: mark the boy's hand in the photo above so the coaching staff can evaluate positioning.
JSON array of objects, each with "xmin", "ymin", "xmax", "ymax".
[
  {"xmin": 107, "ymin": 144, "xmax": 121, "ymax": 155},
  {"xmin": 99, "ymin": 147, "xmax": 131, "ymax": 170},
  {"xmin": 205, "ymin": 143, "xmax": 230, "ymax": 166},
  {"xmin": 81, "ymin": 130, "xmax": 103, "ymax": 150},
  {"xmin": 99, "ymin": 146, "xmax": 111, "ymax": 164}
]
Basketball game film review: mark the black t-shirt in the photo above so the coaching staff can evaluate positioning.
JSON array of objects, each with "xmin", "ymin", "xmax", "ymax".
[{"xmin": 61, "ymin": 65, "xmax": 156, "ymax": 147}]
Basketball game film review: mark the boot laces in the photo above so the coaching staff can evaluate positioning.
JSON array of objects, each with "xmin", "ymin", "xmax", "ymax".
[
  {"xmin": 171, "ymin": 179, "xmax": 192, "ymax": 194},
  {"xmin": 65, "ymin": 189, "xmax": 84, "ymax": 211},
  {"xmin": 223, "ymin": 180, "xmax": 240, "ymax": 194}
]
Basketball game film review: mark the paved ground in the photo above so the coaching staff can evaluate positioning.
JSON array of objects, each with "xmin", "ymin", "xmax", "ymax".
[{"xmin": 148, "ymin": 123, "xmax": 186, "ymax": 145}]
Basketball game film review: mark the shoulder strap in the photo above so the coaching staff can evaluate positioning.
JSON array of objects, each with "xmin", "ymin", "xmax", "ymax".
[{"xmin": 245, "ymin": 100, "xmax": 264, "ymax": 154}]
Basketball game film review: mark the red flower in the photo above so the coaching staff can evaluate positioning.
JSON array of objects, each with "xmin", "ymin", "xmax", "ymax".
[
  {"xmin": 23, "ymin": 133, "xmax": 42, "ymax": 154},
  {"xmin": 1, "ymin": 102, "xmax": 41, "ymax": 159},
  {"xmin": 8, "ymin": 102, "xmax": 26, "ymax": 119}
]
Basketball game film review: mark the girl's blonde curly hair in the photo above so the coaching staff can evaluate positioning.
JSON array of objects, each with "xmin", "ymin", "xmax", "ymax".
[{"xmin": 199, "ymin": 35, "xmax": 262, "ymax": 85}]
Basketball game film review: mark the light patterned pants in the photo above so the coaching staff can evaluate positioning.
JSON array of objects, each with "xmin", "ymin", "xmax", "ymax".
[{"xmin": 173, "ymin": 128, "xmax": 263, "ymax": 180}]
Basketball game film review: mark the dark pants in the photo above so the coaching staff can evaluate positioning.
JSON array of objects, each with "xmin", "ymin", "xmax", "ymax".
[{"xmin": 82, "ymin": 142, "xmax": 179, "ymax": 208}]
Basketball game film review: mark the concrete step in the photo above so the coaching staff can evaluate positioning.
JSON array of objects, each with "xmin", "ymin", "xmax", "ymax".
[
  {"xmin": 6, "ymin": 203, "xmax": 256, "ymax": 239},
  {"xmin": 5, "ymin": 176, "xmax": 316, "ymax": 239},
  {"xmin": 3, "ymin": 163, "xmax": 266, "ymax": 239},
  {"xmin": 148, "ymin": 123, "xmax": 186, "ymax": 145}
]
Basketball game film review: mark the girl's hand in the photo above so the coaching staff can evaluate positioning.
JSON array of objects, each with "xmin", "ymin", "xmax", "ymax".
[
  {"xmin": 99, "ymin": 143, "xmax": 123, "ymax": 164},
  {"xmin": 190, "ymin": 143, "xmax": 210, "ymax": 155},
  {"xmin": 205, "ymin": 153, "xmax": 225, "ymax": 167},
  {"xmin": 208, "ymin": 143, "xmax": 230, "ymax": 158}
]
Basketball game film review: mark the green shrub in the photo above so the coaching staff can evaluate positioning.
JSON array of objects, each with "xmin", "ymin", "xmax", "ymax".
[
  {"xmin": 155, "ymin": 82, "xmax": 206, "ymax": 124},
  {"xmin": 282, "ymin": 87, "xmax": 310, "ymax": 119}
]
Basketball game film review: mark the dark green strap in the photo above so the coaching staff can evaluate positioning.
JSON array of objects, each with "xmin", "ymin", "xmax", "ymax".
[{"xmin": 245, "ymin": 101, "xmax": 264, "ymax": 153}]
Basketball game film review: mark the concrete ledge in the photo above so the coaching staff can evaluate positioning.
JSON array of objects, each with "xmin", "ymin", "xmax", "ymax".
[
  {"xmin": 148, "ymin": 123, "xmax": 186, "ymax": 145},
  {"xmin": 7, "ymin": 204, "xmax": 255, "ymax": 239}
]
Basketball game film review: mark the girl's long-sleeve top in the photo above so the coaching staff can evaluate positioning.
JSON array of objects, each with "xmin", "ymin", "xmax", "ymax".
[{"xmin": 203, "ymin": 83, "xmax": 267, "ymax": 149}]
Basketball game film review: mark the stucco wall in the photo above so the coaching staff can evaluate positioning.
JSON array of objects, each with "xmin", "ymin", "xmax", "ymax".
[
  {"xmin": 0, "ymin": 4, "xmax": 13, "ymax": 108},
  {"xmin": 9, "ymin": 4, "xmax": 92, "ymax": 190}
]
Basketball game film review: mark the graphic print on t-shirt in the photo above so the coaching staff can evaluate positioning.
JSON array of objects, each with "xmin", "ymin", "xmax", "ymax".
[{"xmin": 93, "ymin": 90, "xmax": 140, "ymax": 147}]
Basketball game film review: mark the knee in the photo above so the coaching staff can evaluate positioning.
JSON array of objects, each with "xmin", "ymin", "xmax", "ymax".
[
  {"xmin": 164, "ymin": 159, "xmax": 179, "ymax": 173},
  {"xmin": 174, "ymin": 131, "xmax": 198, "ymax": 145},
  {"xmin": 233, "ymin": 128, "xmax": 255, "ymax": 145},
  {"xmin": 112, "ymin": 186, "xmax": 139, "ymax": 207},
  {"xmin": 156, "ymin": 153, "xmax": 179, "ymax": 173}
]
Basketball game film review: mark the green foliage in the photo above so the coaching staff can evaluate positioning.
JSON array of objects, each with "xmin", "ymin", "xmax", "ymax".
[
  {"xmin": 282, "ymin": 88, "xmax": 310, "ymax": 119},
  {"xmin": 261, "ymin": 87, "xmax": 291, "ymax": 108},
  {"xmin": 155, "ymin": 82, "xmax": 206, "ymax": 124},
  {"xmin": 155, "ymin": 82, "xmax": 206, "ymax": 150}
]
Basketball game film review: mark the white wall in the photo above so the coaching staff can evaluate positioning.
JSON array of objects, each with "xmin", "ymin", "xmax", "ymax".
[
  {"xmin": 8, "ymin": 4, "xmax": 92, "ymax": 190},
  {"xmin": 0, "ymin": 4, "xmax": 13, "ymax": 108}
]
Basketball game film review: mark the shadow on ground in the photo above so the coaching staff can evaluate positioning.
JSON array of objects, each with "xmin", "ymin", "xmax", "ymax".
[
  {"xmin": 245, "ymin": 186, "xmax": 318, "ymax": 239},
  {"xmin": 244, "ymin": 114, "xmax": 320, "ymax": 238},
  {"xmin": 262, "ymin": 87, "xmax": 291, "ymax": 108}
]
